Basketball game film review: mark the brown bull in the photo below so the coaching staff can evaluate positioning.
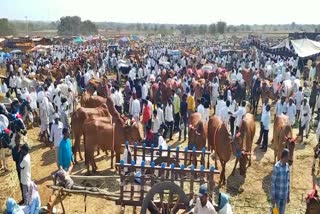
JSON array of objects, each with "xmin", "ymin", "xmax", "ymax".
[
  {"xmin": 188, "ymin": 113, "xmax": 207, "ymax": 151},
  {"xmin": 71, "ymin": 104, "xmax": 111, "ymax": 162},
  {"xmin": 232, "ymin": 113, "xmax": 256, "ymax": 176},
  {"xmin": 207, "ymin": 115, "xmax": 232, "ymax": 185},
  {"xmin": 80, "ymin": 91, "xmax": 107, "ymax": 108},
  {"xmin": 241, "ymin": 68, "xmax": 254, "ymax": 90},
  {"xmin": 273, "ymin": 114, "xmax": 298, "ymax": 165}
]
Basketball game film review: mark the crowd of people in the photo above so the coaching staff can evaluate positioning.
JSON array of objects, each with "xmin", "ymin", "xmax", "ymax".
[{"xmin": 0, "ymin": 36, "xmax": 320, "ymax": 214}]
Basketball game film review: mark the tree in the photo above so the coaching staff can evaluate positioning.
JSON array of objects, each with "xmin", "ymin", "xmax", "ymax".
[
  {"xmin": 208, "ymin": 23, "xmax": 216, "ymax": 34},
  {"xmin": 198, "ymin": 24, "xmax": 207, "ymax": 34},
  {"xmin": 57, "ymin": 16, "xmax": 81, "ymax": 36},
  {"xmin": 80, "ymin": 20, "xmax": 98, "ymax": 35},
  {"xmin": 217, "ymin": 21, "xmax": 227, "ymax": 34},
  {"xmin": 0, "ymin": 18, "xmax": 16, "ymax": 36},
  {"xmin": 291, "ymin": 22, "xmax": 296, "ymax": 30},
  {"xmin": 135, "ymin": 23, "xmax": 142, "ymax": 31}
]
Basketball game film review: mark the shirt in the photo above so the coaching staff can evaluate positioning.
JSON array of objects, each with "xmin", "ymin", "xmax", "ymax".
[
  {"xmin": 275, "ymin": 101, "xmax": 287, "ymax": 116},
  {"xmin": 59, "ymin": 138, "xmax": 74, "ymax": 171},
  {"xmin": 194, "ymin": 198, "xmax": 217, "ymax": 214},
  {"xmin": 220, "ymin": 106, "xmax": 230, "ymax": 125},
  {"xmin": 271, "ymin": 161, "xmax": 290, "ymax": 200},
  {"xmin": 216, "ymin": 100, "xmax": 226, "ymax": 117},
  {"xmin": 165, "ymin": 104, "xmax": 174, "ymax": 122},
  {"xmin": 261, "ymin": 111, "xmax": 270, "ymax": 130},
  {"xmin": 197, "ymin": 104, "xmax": 205, "ymax": 120},
  {"xmin": 187, "ymin": 94, "xmax": 195, "ymax": 111},
  {"xmin": 233, "ymin": 106, "xmax": 246, "ymax": 127},
  {"xmin": 50, "ymin": 121, "xmax": 63, "ymax": 147},
  {"xmin": 173, "ymin": 94, "xmax": 180, "ymax": 114},
  {"xmin": 20, "ymin": 153, "xmax": 31, "ymax": 185},
  {"xmin": 131, "ymin": 99, "xmax": 141, "ymax": 116},
  {"xmin": 152, "ymin": 116, "xmax": 161, "ymax": 133}
]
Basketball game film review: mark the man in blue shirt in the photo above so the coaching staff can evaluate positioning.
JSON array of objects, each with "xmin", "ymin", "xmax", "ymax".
[
  {"xmin": 59, "ymin": 128, "xmax": 74, "ymax": 174},
  {"xmin": 271, "ymin": 149, "xmax": 290, "ymax": 214}
]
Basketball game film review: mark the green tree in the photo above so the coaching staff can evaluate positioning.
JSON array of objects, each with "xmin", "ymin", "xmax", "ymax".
[
  {"xmin": 0, "ymin": 18, "xmax": 16, "ymax": 36},
  {"xmin": 198, "ymin": 24, "xmax": 207, "ymax": 34},
  {"xmin": 57, "ymin": 16, "xmax": 82, "ymax": 36},
  {"xmin": 208, "ymin": 23, "xmax": 216, "ymax": 34},
  {"xmin": 217, "ymin": 21, "xmax": 227, "ymax": 34},
  {"xmin": 80, "ymin": 20, "xmax": 98, "ymax": 35}
]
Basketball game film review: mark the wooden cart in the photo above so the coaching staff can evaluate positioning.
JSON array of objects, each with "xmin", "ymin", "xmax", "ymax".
[{"xmin": 116, "ymin": 144, "xmax": 220, "ymax": 214}]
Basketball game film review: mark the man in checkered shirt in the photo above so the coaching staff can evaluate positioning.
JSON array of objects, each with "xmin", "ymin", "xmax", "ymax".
[{"xmin": 271, "ymin": 149, "xmax": 290, "ymax": 214}]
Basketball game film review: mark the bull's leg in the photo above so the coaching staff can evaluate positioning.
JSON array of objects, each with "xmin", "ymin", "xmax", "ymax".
[
  {"xmin": 231, "ymin": 158, "xmax": 238, "ymax": 176},
  {"xmin": 111, "ymin": 151, "xmax": 114, "ymax": 169},
  {"xmin": 73, "ymin": 135, "xmax": 81, "ymax": 163},
  {"xmin": 274, "ymin": 149, "xmax": 277, "ymax": 164},
  {"xmin": 219, "ymin": 160, "xmax": 225, "ymax": 185}
]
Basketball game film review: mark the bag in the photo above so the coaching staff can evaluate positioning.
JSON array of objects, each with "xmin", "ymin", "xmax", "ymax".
[{"xmin": 273, "ymin": 205, "xmax": 279, "ymax": 214}]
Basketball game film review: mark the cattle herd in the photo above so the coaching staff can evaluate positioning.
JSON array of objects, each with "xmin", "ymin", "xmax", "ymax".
[{"xmin": 1, "ymin": 34, "xmax": 320, "ymax": 213}]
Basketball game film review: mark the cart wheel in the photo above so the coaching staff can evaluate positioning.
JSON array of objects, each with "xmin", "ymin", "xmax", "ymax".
[{"xmin": 140, "ymin": 182, "xmax": 188, "ymax": 214}]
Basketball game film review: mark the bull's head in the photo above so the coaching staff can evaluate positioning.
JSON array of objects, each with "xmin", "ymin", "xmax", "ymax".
[
  {"xmin": 239, "ymin": 150, "xmax": 250, "ymax": 176},
  {"xmin": 283, "ymin": 135, "xmax": 298, "ymax": 166}
]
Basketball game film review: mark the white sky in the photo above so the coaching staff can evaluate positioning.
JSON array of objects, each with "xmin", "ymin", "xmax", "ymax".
[{"xmin": 1, "ymin": 0, "xmax": 319, "ymax": 25}]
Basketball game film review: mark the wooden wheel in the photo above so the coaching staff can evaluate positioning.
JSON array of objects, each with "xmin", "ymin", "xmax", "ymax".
[{"xmin": 140, "ymin": 182, "xmax": 189, "ymax": 214}]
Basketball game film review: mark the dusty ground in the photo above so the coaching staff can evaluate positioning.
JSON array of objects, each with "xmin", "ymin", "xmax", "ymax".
[{"xmin": 0, "ymin": 103, "xmax": 316, "ymax": 214}]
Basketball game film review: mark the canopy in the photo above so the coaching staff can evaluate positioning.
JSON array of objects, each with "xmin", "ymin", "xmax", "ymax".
[
  {"xmin": 10, "ymin": 49, "xmax": 22, "ymax": 54},
  {"xmin": 291, "ymin": 39, "xmax": 320, "ymax": 58},
  {"xmin": 253, "ymin": 38, "xmax": 320, "ymax": 58},
  {"xmin": 29, "ymin": 45, "xmax": 50, "ymax": 52}
]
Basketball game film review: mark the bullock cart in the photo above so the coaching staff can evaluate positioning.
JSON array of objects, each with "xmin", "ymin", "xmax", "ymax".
[
  {"xmin": 47, "ymin": 175, "xmax": 120, "ymax": 214},
  {"xmin": 116, "ymin": 144, "xmax": 220, "ymax": 214}
]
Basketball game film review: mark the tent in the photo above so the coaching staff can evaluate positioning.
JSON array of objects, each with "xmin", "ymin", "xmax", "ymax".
[{"xmin": 252, "ymin": 38, "xmax": 320, "ymax": 58}]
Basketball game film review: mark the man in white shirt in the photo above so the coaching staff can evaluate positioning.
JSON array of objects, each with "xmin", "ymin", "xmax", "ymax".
[
  {"xmin": 216, "ymin": 95, "xmax": 226, "ymax": 116},
  {"xmin": 197, "ymin": 99, "xmax": 205, "ymax": 122},
  {"xmin": 286, "ymin": 98, "xmax": 296, "ymax": 126},
  {"xmin": 275, "ymin": 96, "xmax": 287, "ymax": 117},
  {"xmin": 233, "ymin": 101, "xmax": 246, "ymax": 133},
  {"xmin": 295, "ymin": 86, "xmax": 303, "ymax": 118},
  {"xmin": 141, "ymin": 80, "xmax": 148, "ymax": 100},
  {"xmin": 256, "ymin": 98, "xmax": 268, "ymax": 145},
  {"xmin": 194, "ymin": 184, "xmax": 217, "ymax": 214},
  {"xmin": 157, "ymin": 104, "xmax": 165, "ymax": 125},
  {"xmin": 211, "ymin": 78, "xmax": 219, "ymax": 108},
  {"xmin": 260, "ymin": 104, "xmax": 271, "ymax": 152},
  {"xmin": 299, "ymin": 98, "xmax": 311, "ymax": 141},
  {"xmin": 130, "ymin": 93, "xmax": 141, "ymax": 123},
  {"xmin": 50, "ymin": 114, "xmax": 63, "ymax": 168},
  {"xmin": 220, "ymin": 100, "xmax": 231, "ymax": 128},
  {"xmin": 164, "ymin": 100, "xmax": 174, "ymax": 140},
  {"xmin": 20, "ymin": 144, "xmax": 31, "ymax": 205}
]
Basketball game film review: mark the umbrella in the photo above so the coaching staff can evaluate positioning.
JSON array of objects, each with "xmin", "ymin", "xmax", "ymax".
[
  {"xmin": 75, "ymin": 37, "xmax": 84, "ymax": 44},
  {"xmin": 10, "ymin": 49, "xmax": 22, "ymax": 54}
]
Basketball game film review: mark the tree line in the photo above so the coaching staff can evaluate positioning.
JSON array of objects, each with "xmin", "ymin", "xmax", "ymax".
[{"xmin": 1, "ymin": 17, "xmax": 320, "ymax": 37}]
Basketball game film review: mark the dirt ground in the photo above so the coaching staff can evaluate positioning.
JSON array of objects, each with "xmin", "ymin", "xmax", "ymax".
[{"xmin": 0, "ymin": 103, "xmax": 316, "ymax": 214}]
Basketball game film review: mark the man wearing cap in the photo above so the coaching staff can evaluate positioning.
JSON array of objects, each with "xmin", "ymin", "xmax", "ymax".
[
  {"xmin": 194, "ymin": 184, "xmax": 217, "ymax": 214},
  {"xmin": 50, "ymin": 114, "xmax": 63, "ymax": 168}
]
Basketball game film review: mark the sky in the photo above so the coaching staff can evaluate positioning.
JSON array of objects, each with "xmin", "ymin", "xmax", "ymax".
[{"xmin": 1, "ymin": 0, "xmax": 319, "ymax": 25}]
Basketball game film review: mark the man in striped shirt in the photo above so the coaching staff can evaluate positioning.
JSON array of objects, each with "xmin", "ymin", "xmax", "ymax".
[{"xmin": 271, "ymin": 149, "xmax": 290, "ymax": 214}]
